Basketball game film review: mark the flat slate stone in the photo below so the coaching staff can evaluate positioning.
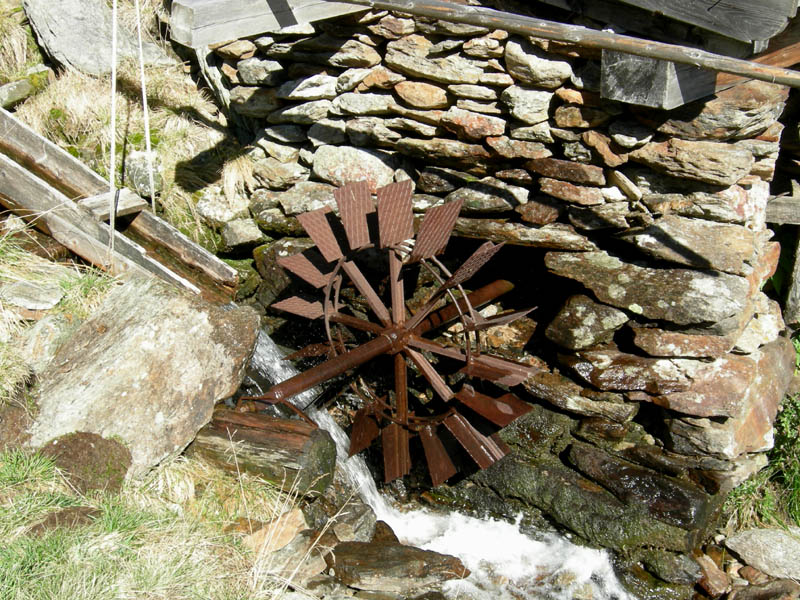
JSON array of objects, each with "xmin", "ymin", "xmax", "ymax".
[
  {"xmin": 620, "ymin": 215, "xmax": 756, "ymax": 276},
  {"xmin": 385, "ymin": 35, "xmax": 482, "ymax": 84},
  {"xmin": 312, "ymin": 145, "xmax": 395, "ymax": 192},
  {"xmin": 454, "ymin": 219, "xmax": 596, "ymax": 251},
  {"xmin": 504, "ymin": 38, "xmax": 572, "ymax": 89},
  {"xmin": 725, "ymin": 528, "xmax": 800, "ymax": 580},
  {"xmin": 545, "ymin": 251, "xmax": 751, "ymax": 326},
  {"xmin": 630, "ymin": 139, "xmax": 755, "ymax": 186},
  {"xmin": 546, "ymin": 294, "xmax": 628, "ymax": 350},
  {"xmin": 444, "ymin": 176, "xmax": 527, "ymax": 214}
]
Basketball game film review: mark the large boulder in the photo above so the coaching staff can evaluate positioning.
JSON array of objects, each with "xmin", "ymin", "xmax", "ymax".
[
  {"xmin": 23, "ymin": 0, "xmax": 174, "ymax": 76},
  {"xmin": 25, "ymin": 276, "xmax": 260, "ymax": 478}
]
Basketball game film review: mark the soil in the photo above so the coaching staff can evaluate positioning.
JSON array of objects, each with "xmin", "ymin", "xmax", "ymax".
[{"xmin": 39, "ymin": 431, "xmax": 131, "ymax": 494}]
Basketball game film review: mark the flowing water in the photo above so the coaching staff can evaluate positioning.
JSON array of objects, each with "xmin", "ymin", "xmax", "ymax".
[{"xmin": 250, "ymin": 330, "xmax": 632, "ymax": 600}]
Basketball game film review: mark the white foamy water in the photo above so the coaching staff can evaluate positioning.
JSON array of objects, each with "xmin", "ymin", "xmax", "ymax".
[{"xmin": 251, "ymin": 331, "xmax": 632, "ymax": 600}]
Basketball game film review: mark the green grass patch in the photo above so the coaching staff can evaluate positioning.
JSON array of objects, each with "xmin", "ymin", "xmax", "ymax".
[
  {"xmin": 725, "ymin": 392, "xmax": 800, "ymax": 531},
  {"xmin": 0, "ymin": 449, "xmax": 313, "ymax": 600}
]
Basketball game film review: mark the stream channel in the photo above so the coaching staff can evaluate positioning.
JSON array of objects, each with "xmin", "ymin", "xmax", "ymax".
[{"xmin": 249, "ymin": 329, "xmax": 633, "ymax": 600}]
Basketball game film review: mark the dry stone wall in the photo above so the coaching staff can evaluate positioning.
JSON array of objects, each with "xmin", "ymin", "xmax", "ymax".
[{"xmin": 192, "ymin": 7, "xmax": 796, "ymax": 588}]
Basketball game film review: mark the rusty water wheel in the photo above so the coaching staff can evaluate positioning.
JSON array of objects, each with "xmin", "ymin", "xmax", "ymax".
[{"xmin": 247, "ymin": 180, "xmax": 536, "ymax": 486}]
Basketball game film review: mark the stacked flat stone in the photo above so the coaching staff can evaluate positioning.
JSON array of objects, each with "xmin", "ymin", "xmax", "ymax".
[{"xmin": 196, "ymin": 7, "xmax": 795, "ymax": 585}]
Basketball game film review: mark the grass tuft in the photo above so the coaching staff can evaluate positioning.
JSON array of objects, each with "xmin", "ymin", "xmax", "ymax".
[
  {"xmin": 0, "ymin": 448, "xmax": 319, "ymax": 600},
  {"xmin": 725, "ymin": 392, "xmax": 800, "ymax": 531}
]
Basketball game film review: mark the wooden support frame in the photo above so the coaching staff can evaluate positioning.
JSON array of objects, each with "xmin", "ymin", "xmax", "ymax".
[
  {"xmin": 0, "ymin": 107, "xmax": 238, "ymax": 300},
  {"xmin": 170, "ymin": 0, "xmax": 366, "ymax": 48}
]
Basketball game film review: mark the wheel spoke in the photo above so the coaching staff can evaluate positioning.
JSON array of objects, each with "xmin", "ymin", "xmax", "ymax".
[
  {"xmin": 403, "ymin": 347, "xmax": 454, "ymax": 401},
  {"xmin": 389, "ymin": 249, "xmax": 406, "ymax": 324},
  {"xmin": 383, "ymin": 423, "xmax": 411, "ymax": 483},
  {"xmin": 341, "ymin": 260, "xmax": 391, "ymax": 325},
  {"xmin": 394, "ymin": 353, "xmax": 408, "ymax": 425}
]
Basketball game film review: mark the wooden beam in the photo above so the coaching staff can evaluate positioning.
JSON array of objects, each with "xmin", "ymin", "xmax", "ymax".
[
  {"xmin": 170, "ymin": 0, "xmax": 366, "ymax": 48},
  {"xmin": 77, "ymin": 189, "xmax": 149, "ymax": 221},
  {"xmin": 615, "ymin": 0, "xmax": 795, "ymax": 43},
  {"xmin": 766, "ymin": 196, "xmax": 800, "ymax": 225},
  {"xmin": 341, "ymin": 0, "xmax": 800, "ymax": 88},
  {"xmin": 0, "ymin": 152, "xmax": 199, "ymax": 293},
  {"xmin": 0, "ymin": 107, "xmax": 238, "ymax": 298}
]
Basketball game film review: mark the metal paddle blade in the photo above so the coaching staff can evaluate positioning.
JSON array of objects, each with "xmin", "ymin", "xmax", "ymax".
[
  {"xmin": 278, "ymin": 249, "xmax": 333, "ymax": 288},
  {"xmin": 420, "ymin": 425, "xmax": 457, "ymax": 487},
  {"xmin": 443, "ymin": 411, "xmax": 507, "ymax": 469},
  {"xmin": 349, "ymin": 407, "xmax": 381, "ymax": 456},
  {"xmin": 272, "ymin": 296, "xmax": 324, "ymax": 319},
  {"xmin": 459, "ymin": 354, "xmax": 535, "ymax": 387},
  {"xmin": 464, "ymin": 306, "xmax": 536, "ymax": 332},
  {"xmin": 455, "ymin": 384, "xmax": 532, "ymax": 427},
  {"xmin": 335, "ymin": 181, "xmax": 373, "ymax": 251},
  {"xmin": 297, "ymin": 208, "xmax": 345, "ymax": 263},
  {"xmin": 376, "ymin": 180, "xmax": 414, "ymax": 248},
  {"xmin": 382, "ymin": 423, "xmax": 412, "ymax": 482},
  {"xmin": 408, "ymin": 199, "xmax": 463, "ymax": 262},
  {"xmin": 443, "ymin": 241, "xmax": 503, "ymax": 288}
]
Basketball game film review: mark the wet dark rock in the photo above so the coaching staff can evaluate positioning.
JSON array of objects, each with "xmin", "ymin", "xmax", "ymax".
[
  {"xmin": 524, "ymin": 370, "xmax": 637, "ymax": 422},
  {"xmin": 454, "ymin": 219, "xmax": 596, "ymax": 251},
  {"xmin": 325, "ymin": 541, "xmax": 469, "ymax": 593},
  {"xmin": 568, "ymin": 442, "xmax": 714, "ymax": 530},
  {"xmin": 545, "ymin": 294, "xmax": 628, "ymax": 350},
  {"xmin": 616, "ymin": 561, "xmax": 696, "ymax": 600},
  {"xmin": 40, "ymin": 432, "xmax": 131, "ymax": 493},
  {"xmin": 545, "ymin": 251, "xmax": 751, "ymax": 328},
  {"xmin": 371, "ymin": 521, "xmax": 400, "ymax": 543},
  {"xmin": 269, "ymin": 528, "xmax": 337, "ymax": 585},
  {"xmin": 619, "ymin": 215, "xmax": 757, "ymax": 276},
  {"xmin": 470, "ymin": 453, "xmax": 690, "ymax": 551},
  {"xmin": 499, "ymin": 402, "xmax": 574, "ymax": 457},
  {"xmin": 666, "ymin": 338, "xmax": 794, "ymax": 458},
  {"xmin": 640, "ymin": 549, "xmax": 702, "ymax": 585},
  {"xmin": 28, "ymin": 506, "xmax": 101, "ymax": 535}
]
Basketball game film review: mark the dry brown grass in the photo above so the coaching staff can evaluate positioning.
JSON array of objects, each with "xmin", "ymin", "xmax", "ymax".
[{"xmin": 0, "ymin": 1, "xmax": 44, "ymax": 84}]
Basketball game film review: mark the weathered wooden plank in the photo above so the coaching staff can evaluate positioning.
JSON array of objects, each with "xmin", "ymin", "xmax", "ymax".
[
  {"xmin": 77, "ymin": 189, "xmax": 149, "ymax": 221},
  {"xmin": 0, "ymin": 107, "xmax": 106, "ymax": 200},
  {"xmin": 127, "ymin": 210, "xmax": 239, "ymax": 288},
  {"xmin": 784, "ymin": 230, "xmax": 800, "ymax": 327},
  {"xmin": 342, "ymin": 0, "xmax": 800, "ymax": 88},
  {"xmin": 766, "ymin": 196, "xmax": 800, "ymax": 225},
  {"xmin": 601, "ymin": 50, "xmax": 717, "ymax": 109},
  {"xmin": 616, "ymin": 0, "xmax": 794, "ymax": 43},
  {"xmin": 170, "ymin": 0, "xmax": 366, "ymax": 48},
  {"xmin": 0, "ymin": 153, "xmax": 200, "ymax": 292},
  {"xmin": 190, "ymin": 409, "xmax": 336, "ymax": 495},
  {"xmin": 0, "ymin": 106, "xmax": 237, "ymax": 297},
  {"xmin": 603, "ymin": 16, "xmax": 800, "ymax": 108}
]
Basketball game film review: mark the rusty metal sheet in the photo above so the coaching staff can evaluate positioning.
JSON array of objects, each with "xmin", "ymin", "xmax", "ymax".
[
  {"xmin": 420, "ymin": 425, "xmax": 457, "ymax": 487},
  {"xmin": 443, "ymin": 411, "xmax": 506, "ymax": 470},
  {"xmin": 408, "ymin": 199, "xmax": 463, "ymax": 262},
  {"xmin": 297, "ymin": 208, "xmax": 345, "ymax": 263},
  {"xmin": 389, "ymin": 249, "xmax": 406, "ymax": 324},
  {"xmin": 349, "ymin": 407, "xmax": 381, "ymax": 456},
  {"xmin": 335, "ymin": 181, "xmax": 373, "ymax": 251},
  {"xmin": 382, "ymin": 422, "xmax": 411, "ymax": 482},
  {"xmin": 455, "ymin": 384, "xmax": 532, "ymax": 427},
  {"xmin": 377, "ymin": 180, "xmax": 414, "ymax": 248},
  {"xmin": 459, "ymin": 353, "xmax": 535, "ymax": 387},
  {"xmin": 466, "ymin": 307, "xmax": 536, "ymax": 332},
  {"xmin": 271, "ymin": 296, "xmax": 324, "ymax": 319},
  {"xmin": 278, "ymin": 250, "xmax": 333, "ymax": 288},
  {"xmin": 404, "ymin": 347, "xmax": 454, "ymax": 401},
  {"xmin": 444, "ymin": 241, "xmax": 503, "ymax": 288}
]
